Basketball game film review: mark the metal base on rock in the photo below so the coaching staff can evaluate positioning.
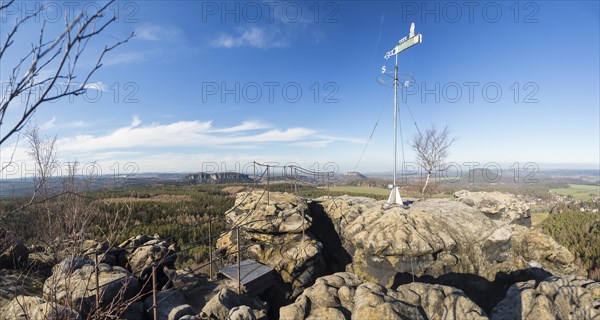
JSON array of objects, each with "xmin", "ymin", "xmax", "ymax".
[{"xmin": 387, "ymin": 186, "xmax": 403, "ymax": 205}]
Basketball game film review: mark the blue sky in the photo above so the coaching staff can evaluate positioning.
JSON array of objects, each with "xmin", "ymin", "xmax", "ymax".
[{"xmin": 1, "ymin": 0, "xmax": 599, "ymax": 175}]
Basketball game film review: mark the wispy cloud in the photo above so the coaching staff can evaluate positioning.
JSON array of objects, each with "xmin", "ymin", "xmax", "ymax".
[
  {"xmin": 40, "ymin": 116, "xmax": 56, "ymax": 130},
  {"xmin": 210, "ymin": 120, "xmax": 270, "ymax": 133},
  {"xmin": 213, "ymin": 27, "xmax": 289, "ymax": 49},
  {"xmin": 55, "ymin": 117, "xmax": 357, "ymax": 153},
  {"xmin": 84, "ymin": 82, "xmax": 107, "ymax": 91},
  {"xmin": 135, "ymin": 24, "xmax": 182, "ymax": 41},
  {"xmin": 130, "ymin": 115, "xmax": 142, "ymax": 127}
]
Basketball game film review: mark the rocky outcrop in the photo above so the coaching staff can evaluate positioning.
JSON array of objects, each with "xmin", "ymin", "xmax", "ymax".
[
  {"xmin": 217, "ymin": 192, "xmax": 324, "ymax": 306},
  {"xmin": 0, "ymin": 295, "xmax": 81, "ymax": 320},
  {"xmin": 491, "ymin": 275, "xmax": 600, "ymax": 319},
  {"xmin": 43, "ymin": 256, "xmax": 138, "ymax": 317},
  {"xmin": 119, "ymin": 234, "xmax": 173, "ymax": 274},
  {"xmin": 0, "ymin": 228, "xmax": 28, "ymax": 269},
  {"xmin": 280, "ymin": 272, "xmax": 488, "ymax": 319},
  {"xmin": 316, "ymin": 196, "xmax": 581, "ymax": 286},
  {"xmin": 453, "ymin": 190, "xmax": 531, "ymax": 225},
  {"xmin": 187, "ymin": 172, "xmax": 253, "ymax": 184},
  {"xmin": 200, "ymin": 288, "xmax": 267, "ymax": 319}
]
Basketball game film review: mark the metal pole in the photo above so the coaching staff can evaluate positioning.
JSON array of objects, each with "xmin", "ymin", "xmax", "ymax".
[
  {"xmin": 253, "ymin": 161, "xmax": 256, "ymax": 188},
  {"xmin": 237, "ymin": 227, "xmax": 242, "ymax": 294},
  {"xmin": 95, "ymin": 252, "xmax": 100, "ymax": 312},
  {"xmin": 393, "ymin": 53, "xmax": 398, "ymax": 190},
  {"xmin": 208, "ymin": 218, "xmax": 213, "ymax": 280},
  {"xmin": 266, "ymin": 166, "xmax": 270, "ymax": 205},
  {"xmin": 151, "ymin": 262, "xmax": 157, "ymax": 320},
  {"xmin": 302, "ymin": 203, "xmax": 305, "ymax": 247}
]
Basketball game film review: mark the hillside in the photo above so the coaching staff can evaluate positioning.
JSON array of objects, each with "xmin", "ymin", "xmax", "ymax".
[{"xmin": 2, "ymin": 190, "xmax": 598, "ymax": 319}]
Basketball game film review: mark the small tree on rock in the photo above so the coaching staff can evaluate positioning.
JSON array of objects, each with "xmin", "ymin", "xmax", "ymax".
[{"xmin": 411, "ymin": 125, "xmax": 455, "ymax": 196}]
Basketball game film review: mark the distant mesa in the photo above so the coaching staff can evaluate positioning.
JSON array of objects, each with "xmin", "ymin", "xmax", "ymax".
[
  {"xmin": 343, "ymin": 171, "xmax": 367, "ymax": 179},
  {"xmin": 186, "ymin": 172, "xmax": 252, "ymax": 184}
]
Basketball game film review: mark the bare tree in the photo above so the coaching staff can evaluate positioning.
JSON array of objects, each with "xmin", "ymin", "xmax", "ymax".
[
  {"xmin": 0, "ymin": 0, "xmax": 133, "ymax": 146},
  {"xmin": 411, "ymin": 125, "xmax": 455, "ymax": 196}
]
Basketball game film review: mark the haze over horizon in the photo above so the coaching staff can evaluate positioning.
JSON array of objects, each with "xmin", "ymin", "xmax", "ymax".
[{"xmin": 1, "ymin": 1, "xmax": 599, "ymax": 175}]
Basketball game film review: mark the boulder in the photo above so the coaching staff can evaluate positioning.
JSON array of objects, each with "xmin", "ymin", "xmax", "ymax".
[
  {"xmin": 280, "ymin": 272, "xmax": 487, "ymax": 319},
  {"xmin": 491, "ymin": 276, "xmax": 600, "ymax": 319},
  {"xmin": 0, "ymin": 228, "xmax": 29, "ymax": 269},
  {"xmin": 453, "ymin": 190, "xmax": 531, "ymax": 225},
  {"xmin": 120, "ymin": 234, "xmax": 172, "ymax": 274},
  {"xmin": 200, "ymin": 288, "xmax": 267, "ymax": 320},
  {"xmin": 0, "ymin": 295, "xmax": 81, "ymax": 320},
  {"xmin": 143, "ymin": 290, "xmax": 195, "ymax": 320},
  {"xmin": 43, "ymin": 256, "xmax": 138, "ymax": 317},
  {"xmin": 226, "ymin": 192, "xmax": 311, "ymax": 234}
]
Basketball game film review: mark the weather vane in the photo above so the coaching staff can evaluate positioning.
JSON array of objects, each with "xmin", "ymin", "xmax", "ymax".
[{"xmin": 381, "ymin": 22, "xmax": 423, "ymax": 205}]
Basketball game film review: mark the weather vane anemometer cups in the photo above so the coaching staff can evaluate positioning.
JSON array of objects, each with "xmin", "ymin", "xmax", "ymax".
[{"xmin": 381, "ymin": 22, "xmax": 423, "ymax": 205}]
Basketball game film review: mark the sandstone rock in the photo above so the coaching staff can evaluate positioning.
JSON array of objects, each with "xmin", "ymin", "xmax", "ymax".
[
  {"xmin": 316, "ymin": 196, "xmax": 582, "ymax": 288},
  {"xmin": 121, "ymin": 234, "xmax": 171, "ymax": 274},
  {"xmin": 226, "ymin": 192, "xmax": 311, "ymax": 234},
  {"xmin": 43, "ymin": 256, "xmax": 138, "ymax": 317},
  {"xmin": 280, "ymin": 272, "xmax": 487, "ymax": 320},
  {"xmin": 143, "ymin": 290, "xmax": 195, "ymax": 320},
  {"xmin": 0, "ymin": 228, "xmax": 29, "ymax": 269},
  {"xmin": 200, "ymin": 288, "xmax": 267, "ymax": 320},
  {"xmin": 491, "ymin": 276, "xmax": 600, "ymax": 319},
  {"xmin": 229, "ymin": 305, "xmax": 259, "ymax": 320},
  {"xmin": 218, "ymin": 192, "xmax": 325, "ymax": 306},
  {"xmin": 0, "ymin": 295, "xmax": 81, "ymax": 320},
  {"xmin": 453, "ymin": 190, "xmax": 531, "ymax": 225}
]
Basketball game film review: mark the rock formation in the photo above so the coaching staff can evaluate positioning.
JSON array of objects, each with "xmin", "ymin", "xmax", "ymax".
[
  {"xmin": 217, "ymin": 192, "xmax": 325, "ymax": 306},
  {"xmin": 453, "ymin": 190, "xmax": 531, "ymax": 225},
  {"xmin": 280, "ymin": 272, "xmax": 488, "ymax": 319},
  {"xmin": 491, "ymin": 275, "xmax": 600, "ymax": 319},
  {"xmin": 42, "ymin": 256, "xmax": 139, "ymax": 317}
]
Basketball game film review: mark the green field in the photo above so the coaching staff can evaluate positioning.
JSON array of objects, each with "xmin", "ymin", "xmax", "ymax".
[
  {"xmin": 550, "ymin": 184, "xmax": 600, "ymax": 200},
  {"xmin": 330, "ymin": 186, "xmax": 391, "ymax": 196}
]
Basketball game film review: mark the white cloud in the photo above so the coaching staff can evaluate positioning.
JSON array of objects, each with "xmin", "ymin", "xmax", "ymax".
[
  {"xmin": 213, "ymin": 27, "xmax": 289, "ymax": 49},
  {"xmin": 55, "ymin": 117, "xmax": 357, "ymax": 153},
  {"xmin": 84, "ymin": 82, "xmax": 107, "ymax": 91},
  {"xmin": 131, "ymin": 115, "xmax": 142, "ymax": 127},
  {"xmin": 135, "ymin": 25, "xmax": 181, "ymax": 41},
  {"xmin": 210, "ymin": 120, "xmax": 270, "ymax": 133},
  {"xmin": 40, "ymin": 116, "xmax": 56, "ymax": 130}
]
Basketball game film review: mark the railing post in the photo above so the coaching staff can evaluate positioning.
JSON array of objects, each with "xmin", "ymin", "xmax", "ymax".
[
  {"xmin": 95, "ymin": 251, "xmax": 100, "ymax": 313},
  {"xmin": 294, "ymin": 167, "xmax": 298, "ymax": 194},
  {"xmin": 266, "ymin": 166, "xmax": 270, "ymax": 205},
  {"xmin": 302, "ymin": 202, "xmax": 305, "ymax": 247},
  {"xmin": 152, "ymin": 262, "xmax": 157, "ymax": 320},
  {"xmin": 208, "ymin": 217, "xmax": 213, "ymax": 280},
  {"xmin": 237, "ymin": 227, "xmax": 242, "ymax": 295}
]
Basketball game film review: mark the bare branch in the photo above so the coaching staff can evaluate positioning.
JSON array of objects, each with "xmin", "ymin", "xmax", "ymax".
[{"xmin": 0, "ymin": 0, "xmax": 128, "ymax": 146}]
